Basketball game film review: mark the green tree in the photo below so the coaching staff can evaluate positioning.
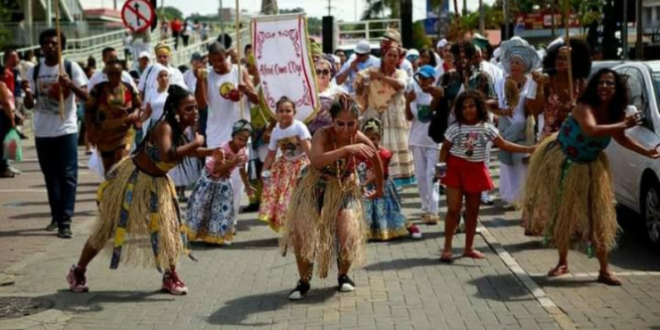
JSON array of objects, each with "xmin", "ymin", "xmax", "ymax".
[
  {"xmin": 361, "ymin": 0, "xmax": 399, "ymax": 20},
  {"xmin": 0, "ymin": 6, "xmax": 12, "ymax": 49},
  {"xmin": 279, "ymin": 7, "xmax": 322, "ymax": 35},
  {"xmin": 160, "ymin": 6, "xmax": 184, "ymax": 21}
]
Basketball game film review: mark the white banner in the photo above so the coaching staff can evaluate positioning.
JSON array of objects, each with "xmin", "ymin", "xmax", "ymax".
[{"xmin": 252, "ymin": 14, "xmax": 320, "ymax": 123}]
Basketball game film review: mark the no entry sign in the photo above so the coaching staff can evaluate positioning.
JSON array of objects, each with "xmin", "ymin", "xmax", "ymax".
[{"xmin": 122, "ymin": 0, "xmax": 155, "ymax": 33}]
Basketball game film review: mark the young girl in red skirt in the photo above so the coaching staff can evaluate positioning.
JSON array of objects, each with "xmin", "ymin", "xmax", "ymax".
[{"xmin": 439, "ymin": 90, "xmax": 535, "ymax": 262}]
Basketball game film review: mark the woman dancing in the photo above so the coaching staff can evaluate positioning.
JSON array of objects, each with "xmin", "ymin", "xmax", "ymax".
[
  {"xmin": 67, "ymin": 85, "xmax": 205, "ymax": 295},
  {"xmin": 523, "ymin": 69, "xmax": 660, "ymax": 286},
  {"xmin": 281, "ymin": 93, "xmax": 384, "ymax": 300}
]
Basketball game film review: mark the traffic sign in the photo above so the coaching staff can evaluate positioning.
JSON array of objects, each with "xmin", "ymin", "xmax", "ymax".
[{"xmin": 121, "ymin": 0, "xmax": 155, "ymax": 33}]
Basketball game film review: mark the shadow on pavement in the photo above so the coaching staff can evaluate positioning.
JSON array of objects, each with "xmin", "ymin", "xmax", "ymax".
[
  {"xmin": 0, "ymin": 228, "xmax": 58, "ymax": 238},
  {"xmin": 236, "ymin": 219, "xmax": 266, "ymax": 232},
  {"xmin": 531, "ymin": 276, "xmax": 600, "ymax": 288},
  {"xmin": 9, "ymin": 210, "xmax": 95, "ymax": 220},
  {"xmin": 207, "ymin": 287, "xmax": 336, "ymax": 326},
  {"xmin": 468, "ymin": 274, "xmax": 536, "ymax": 302},
  {"xmin": 363, "ymin": 257, "xmax": 439, "ymax": 271},
  {"xmin": 190, "ymin": 237, "xmax": 280, "ymax": 251},
  {"xmin": 32, "ymin": 290, "xmax": 171, "ymax": 314}
]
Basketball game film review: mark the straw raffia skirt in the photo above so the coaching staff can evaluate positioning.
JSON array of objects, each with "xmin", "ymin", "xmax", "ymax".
[
  {"xmin": 87, "ymin": 158, "xmax": 189, "ymax": 271},
  {"xmin": 279, "ymin": 169, "xmax": 367, "ymax": 278},
  {"xmin": 522, "ymin": 134, "xmax": 619, "ymax": 253}
]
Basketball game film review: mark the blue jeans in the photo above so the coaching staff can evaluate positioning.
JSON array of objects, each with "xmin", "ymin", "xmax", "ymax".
[{"xmin": 35, "ymin": 133, "xmax": 78, "ymax": 229}]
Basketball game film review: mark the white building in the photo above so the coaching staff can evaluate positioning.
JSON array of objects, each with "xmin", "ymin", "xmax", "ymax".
[{"xmin": 644, "ymin": 0, "xmax": 660, "ymax": 32}]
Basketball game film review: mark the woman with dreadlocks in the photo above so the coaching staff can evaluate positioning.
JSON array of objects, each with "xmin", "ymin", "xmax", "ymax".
[
  {"xmin": 66, "ymin": 85, "xmax": 205, "ymax": 296},
  {"xmin": 281, "ymin": 93, "xmax": 384, "ymax": 300}
]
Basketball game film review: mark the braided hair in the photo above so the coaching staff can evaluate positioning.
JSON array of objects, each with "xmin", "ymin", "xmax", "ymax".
[
  {"xmin": 329, "ymin": 93, "xmax": 360, "ymax": 119},
  {"xmin": 134, "ymin": 85, "xmax": 194, "ymax": 161}
]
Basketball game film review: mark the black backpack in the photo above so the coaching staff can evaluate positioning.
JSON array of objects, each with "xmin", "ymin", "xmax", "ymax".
[{"xmin": 428, "ymin": 74, "xmax": 452, "ymax": 143}]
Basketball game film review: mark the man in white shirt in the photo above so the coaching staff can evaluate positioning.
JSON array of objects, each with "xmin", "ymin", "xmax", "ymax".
[
  {"xmin": 194, "ymin": 42, "xmax": 260, "ymax": 220},
  {"xmin": 137, "ymin": 43, "xmax": 186, "ymax": 99},
  {"xmin": 335, "ymin": 40, "xmax": 379, "ymax": 94},
  {"xmin": 183, "ymin": 52, "xmax": 203, "ymax": 93},
  {"xmin": 23, "ymin": 29, "xmax": 89, "ymax": 239},
  {"xmin": 88, "ymin": 47, "xmax": 136, "ymax": 89}
]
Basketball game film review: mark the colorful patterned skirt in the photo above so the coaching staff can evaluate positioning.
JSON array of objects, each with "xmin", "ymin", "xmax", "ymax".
[
  {"xmin": 362, "ymin": 178, "xmax": 410, "ymax": 241},
  {"xmin": 258, "ymin": 156, "xmax": 310, "ymax": 232},
  {"xmin": 522, "ymin": 134, "xmax": 618, "ymax": 254},
  {"xmin": 184, "ymin": 172, "xmax": 236, "ymax": 245},
  {"xmin": 87, "ymin": 158, "xmax": 189, "ymax": 271},
  {"xmin": 280, "ymin": 169, "xmax": 367, "ymax": 278}
]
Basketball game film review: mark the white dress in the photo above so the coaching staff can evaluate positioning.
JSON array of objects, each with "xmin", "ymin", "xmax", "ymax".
[{"xmin": 495, "ymin": 75, "xmax": 537, "ymax": 205}]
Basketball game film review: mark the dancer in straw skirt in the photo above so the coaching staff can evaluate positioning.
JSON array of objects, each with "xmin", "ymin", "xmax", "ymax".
[
  {"xmin": 66, "ymin": 85, "xmax": 206, "ymax": 295},
  {"xmin": 281, "ymin": 93, "xmax": 384, "ymax": 300},
  {"xmin": 522, "ymin": 69, "xmax": 660, "ymax": 286}
]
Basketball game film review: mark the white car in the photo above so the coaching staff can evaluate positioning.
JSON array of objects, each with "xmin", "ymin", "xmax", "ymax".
[{"xmin": 605, "ymin": 61, "xmax": 660, "ymax": 246}]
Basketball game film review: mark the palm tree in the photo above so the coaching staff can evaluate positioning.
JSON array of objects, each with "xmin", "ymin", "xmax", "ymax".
[{"xmin": 361, "ymin": 0, "xmax": 399, "ymax": 20}]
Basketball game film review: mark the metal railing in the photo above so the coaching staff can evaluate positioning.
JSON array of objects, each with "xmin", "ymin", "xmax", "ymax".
[
  {"xmin": 337, "ymin": 19, "xmax": 401, "ymax": 45},
  {"xmin": 168, "ymin": 27, "xmax": 250, "ymax": 68}
]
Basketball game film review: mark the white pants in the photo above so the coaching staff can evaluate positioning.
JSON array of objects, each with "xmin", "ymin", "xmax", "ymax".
[
  {"xmin": 231, "ymin": 167, "xmax": 244, "ymax": 225},
  {"xmin": 412, "ymin": 146, "xmax": 439, "ymax": 214},
  {"xmin": 499, "ymin": 161, "xmax": 526, "ymax": 205},
  {"xmin": 484, "ymin": 141, "xmax": 492, "ymax": 195}
]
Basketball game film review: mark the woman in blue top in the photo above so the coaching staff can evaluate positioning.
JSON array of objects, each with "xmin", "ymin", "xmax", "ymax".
[{"xmin": 523, "ymin": 69, "xmax": 660, "ymax": 286}]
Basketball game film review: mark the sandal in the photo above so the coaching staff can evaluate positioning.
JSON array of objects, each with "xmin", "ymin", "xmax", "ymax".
[
  {"xmin": 597, "ymin": 272, "xmax": 622, "ymax": 286},
  {"xmin": 547, "ymin": 264, "xmax": 570, "ymax": 277},
  {"xmin": 462, "ymin": 250, "xmax": 485, "ymax": 259},
  {"xmin": 440, "ymin": 251, "xmax": 453, "ymax": 263}
]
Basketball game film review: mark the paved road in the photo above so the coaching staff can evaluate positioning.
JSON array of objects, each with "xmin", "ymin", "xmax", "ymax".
[{"xmin": 1, "ymin": 139, "xmax": 660, "ymax": 330}]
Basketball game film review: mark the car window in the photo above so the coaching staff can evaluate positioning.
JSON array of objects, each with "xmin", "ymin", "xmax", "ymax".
[{"xmin": 626, "ymin": 68, "xmax": 654, "ymax": 131}]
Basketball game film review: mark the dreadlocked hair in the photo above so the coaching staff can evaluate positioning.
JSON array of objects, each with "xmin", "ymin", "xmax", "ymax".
[
  {"xmin": 134, "ymin": 85, "xmax": 194, "ymax": 163},
  {"xmin": 330, "ymin": 93, "xmax": 359, "ymax": 119}
]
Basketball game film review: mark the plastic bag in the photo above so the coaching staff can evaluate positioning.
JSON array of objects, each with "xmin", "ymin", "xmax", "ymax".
[
  {"xmin": 3, "ymin": 128, "xmax": 23, "ymax": 161},
  {"xmin": 87, "ymin": 149, "xmax": 105, "ymax": 179}
]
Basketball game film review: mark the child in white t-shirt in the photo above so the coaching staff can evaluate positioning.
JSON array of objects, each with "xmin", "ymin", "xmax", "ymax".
[{"xmin": 258, "ymin": 97, "xmax": 312, "ymax": 232}]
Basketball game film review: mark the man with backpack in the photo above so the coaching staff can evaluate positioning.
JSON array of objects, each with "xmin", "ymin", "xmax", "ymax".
[{"xmin": 23, "ymin": 29, "xmax": 89, "ymax": 239}]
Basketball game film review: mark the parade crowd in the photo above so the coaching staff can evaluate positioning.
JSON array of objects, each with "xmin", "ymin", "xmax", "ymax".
[{"xmin": 1, "ymin": 25, "xmax": 659, "ymax": 301}]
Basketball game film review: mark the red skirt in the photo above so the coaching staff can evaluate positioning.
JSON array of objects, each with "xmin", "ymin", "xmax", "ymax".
[{"xmin": 441, "ymin": 154, "xmax": 494, "ymax": 194}]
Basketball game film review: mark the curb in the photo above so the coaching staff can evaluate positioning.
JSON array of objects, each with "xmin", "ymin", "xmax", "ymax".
[{"xmin": 479, "ymin": 225, "xmax": 577, "ymax": 330}]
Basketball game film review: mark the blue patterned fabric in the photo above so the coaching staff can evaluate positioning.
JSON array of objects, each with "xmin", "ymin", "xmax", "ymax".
[
  {"xmin": 359, "ymin": 164, "xmax": 408, "ymax": 240},
  {"xmin": 185, "ymin": 172, "xmax": 236, "ymax": 244},
  {"xmin": 557, "ymin": 116, "xmax": 611, "ymax": 163}
]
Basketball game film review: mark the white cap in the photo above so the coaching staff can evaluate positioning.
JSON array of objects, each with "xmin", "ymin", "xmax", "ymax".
[
  {"xmin": 354, "ymin": 40, "xmax": 371, "ymax": 55},
  {"xmin": 406, "ymin": 49, "xmax": 419, "ymax": 57},
  {"xmin": 331, "ymin": 54, "xmax": 340, "ymax": 64},
  {"xmin": 138, "ymin": 51, "xmax": 150, "ymax": 59},
  {"xmin": 436, "ymin": 38, "xmax": 448, "ymax": 49}
]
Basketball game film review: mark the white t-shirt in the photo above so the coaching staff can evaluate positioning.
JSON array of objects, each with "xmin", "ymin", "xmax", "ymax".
[
  {"xmin": 444, "ymin": 123, "xmax": 499, "ymax": 162},
  {"xmin": 88, "ymin": 70, "xmax": 136, "ymax": 90},
  {"xmin": 205, "ymin": 65, "xmax": 251, "ymax": 148},
  {"xmin": 268, "ymin": 119, "xmax": 312, "ymax": 161},
  {"xmin": 145, "ymin": 89, "xmax": 168, "ymax": 121},
  {"xmin": 409, "ymin": 83, "xmax": 439, "ymax": 149},
  {"xmin": 183, "ymin": 69, "xmax": 197, "ymax": 94},
  {"xmin": 27, "ymin": 60, "xmax": 88, "ymax": 137}
]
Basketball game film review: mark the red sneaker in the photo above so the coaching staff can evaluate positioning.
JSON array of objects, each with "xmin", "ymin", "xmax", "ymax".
[
  {"xmin": 162, "ymin": 271, "xmax": 188, "ymax": 295},
  {"xmin": 66, "ymin": 265, "xmax": 89, "ymax": 293},
  {"xmin": 408, "ymin": 225, "xmax": 422, "ymax": 239}
]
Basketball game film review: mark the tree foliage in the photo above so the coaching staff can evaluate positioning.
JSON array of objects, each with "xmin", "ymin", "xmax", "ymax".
[
  {"xmin": 279, "ymin": 8, "xmax": 322, "ymax": 36},
  {"xmin": 160, "ymin": 6, "xmax": 184, "ymax": 21}
]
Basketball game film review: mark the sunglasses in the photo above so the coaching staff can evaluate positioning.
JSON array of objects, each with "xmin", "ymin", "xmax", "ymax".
[
  {"xmin": 316, "ymin": 69, "xmax": 330, "ymax": 76},
  {"xmin": 334, "ymin": 119, "xmax": 357, "ymax": 128}
]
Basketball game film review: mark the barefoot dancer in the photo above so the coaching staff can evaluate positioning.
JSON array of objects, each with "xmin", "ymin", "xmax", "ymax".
[{"xmin": 523, "ymin": 69, "xmax": 660, "ymax": 285}]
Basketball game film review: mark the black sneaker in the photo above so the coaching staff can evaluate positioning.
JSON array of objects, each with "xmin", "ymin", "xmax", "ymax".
[
  {"xmin": 46, "ymin": 222, "xmax": 58, "ymax": 231},
  {"xmin": 338, "ymin": 274, "xmax": 355, "ymax": 292},
  {"xmin": 243, "ymin": 203, "xmax": 260, "ymax": 213},
  {"xmin": 288, "ymin": 280, "xmax": 310, "ymax": 300},
  {"xmin": 0, "ymin": 169, "xmax": 15, "ymax": 178},
  {"xmin": 58, "ymin": 227, "xmax": 73, "ymax": 239}
]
